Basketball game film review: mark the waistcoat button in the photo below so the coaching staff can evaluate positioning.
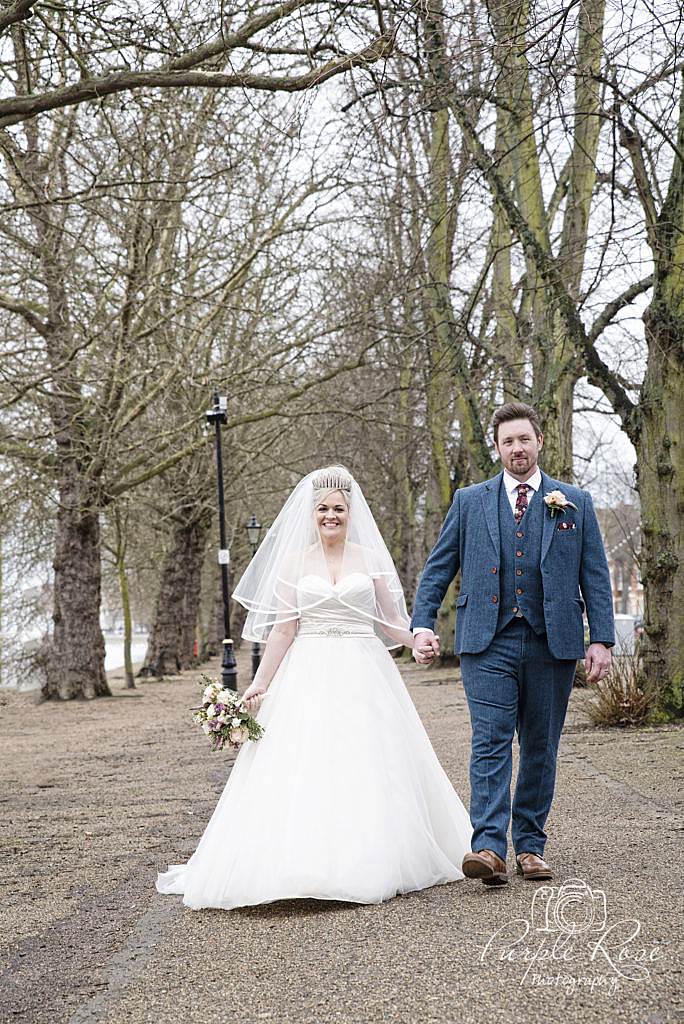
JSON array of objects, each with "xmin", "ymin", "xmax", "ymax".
[{"xmin": 492, "ymin": 595, "xmax": 498, "ymax": 604}]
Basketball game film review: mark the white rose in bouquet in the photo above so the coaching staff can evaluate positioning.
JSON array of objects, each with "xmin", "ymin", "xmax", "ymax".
[
  {"xmin": 206, "ymin": 704, "xmax": 216, "ymax": 719},
  {"xmin": 217, "ymin": 689, "xmax": 232, "ymax": 704},
  {"xmin": 203, "ymin": 684, "xmax": 216, "ymax": 701},
  {"xmin": 202, "ymin": 722, "xmax": 212, "ymax": 735}
]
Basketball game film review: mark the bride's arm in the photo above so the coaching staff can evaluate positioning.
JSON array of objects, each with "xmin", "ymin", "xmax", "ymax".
[
  {"xmin": 372, "ymin": 577, "xmax": 415, "ymax": 648},
  {"xmin": 242, "ymin": 617, "xmax": 298, "ymax": 712}
]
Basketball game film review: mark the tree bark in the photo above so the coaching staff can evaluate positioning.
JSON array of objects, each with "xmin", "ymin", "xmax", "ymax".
[
  {"xmin": 139, "ymin": 516, "xmax": 209, "ymax": 677},
  {"xmin": 637, "ymin": 310, "xmax": 684, "ymax": 717},
  {"xmin": 43, "ymin": 468, "xmax": 110, "ymax": 700},
  {"xmin": 492, "ymin": 106, "xmax": 522, "ymax": 401},
  {"xmin": 113, "ymin": 510, "xmax": 135, "ymax": 690},
  {"xmin": 634, "ymin": 78, "xmax": 684, "ymax": 718}
]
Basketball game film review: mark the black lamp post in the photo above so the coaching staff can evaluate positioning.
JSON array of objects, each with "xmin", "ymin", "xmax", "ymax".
[
  {"xmin": 245, "ymin": 513, "xmax": 262, "ymax": 679},
  {"xmin": 206, "ymin": 391, "xmax": 237, "ymax": 692}
]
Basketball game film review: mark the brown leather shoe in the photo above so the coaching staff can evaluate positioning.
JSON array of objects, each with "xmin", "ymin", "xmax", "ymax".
[
  {"xmin": 462, "ymin": 849, "xmax": 508, "ymax": 886},
  {"xmin": 516, "ymin": 852, "xmax": 553, "ymax": 881}
]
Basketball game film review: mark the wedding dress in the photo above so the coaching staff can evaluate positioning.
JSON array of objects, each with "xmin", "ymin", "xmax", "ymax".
[{"xmin": 156, "ymin": 572, "xmax": 472, "ymax": 910}]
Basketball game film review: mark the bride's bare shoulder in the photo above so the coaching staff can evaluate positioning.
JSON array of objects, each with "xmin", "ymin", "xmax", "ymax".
[
  {"xmin": 279, "ymin": 546, "xmax": 318, "ymax": 576},
  {"xmin": 345, "ymin": 542, "xmax": 385, "ymax": 573}
]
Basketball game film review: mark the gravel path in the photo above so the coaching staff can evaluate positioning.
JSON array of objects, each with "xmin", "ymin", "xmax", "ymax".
[{"xmin": 1, "ymin": 651, "xmax": 682, "ymax": 1024}]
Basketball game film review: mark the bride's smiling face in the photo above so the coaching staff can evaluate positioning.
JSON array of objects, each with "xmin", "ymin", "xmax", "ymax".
[{"xmin": 315, "ymin": 491, "xmax": 349, "ymax": 542}]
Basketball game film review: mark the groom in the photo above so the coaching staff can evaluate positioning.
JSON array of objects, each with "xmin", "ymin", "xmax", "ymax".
[{"xmin": 411, "ymin": 402, "xmax": 614, "ymax": 886}]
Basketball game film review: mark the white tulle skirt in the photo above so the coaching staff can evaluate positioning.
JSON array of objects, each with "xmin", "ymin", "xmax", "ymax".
[{"xmin": 156, "ymin": 636, "xmax": 472, "ymax": 909}]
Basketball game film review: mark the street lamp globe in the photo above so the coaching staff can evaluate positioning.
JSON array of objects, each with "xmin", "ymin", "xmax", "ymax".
[{"xmin": 245, "ymin": 513, "xmax": 262, "ymax": 551}]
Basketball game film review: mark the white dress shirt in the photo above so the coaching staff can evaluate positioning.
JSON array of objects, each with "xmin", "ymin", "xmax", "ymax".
[
  {"xmin": 502, "ymin": 466, "xmax": 542, "ymax": 515},
  {"xmin": 413, "ymin": 467, "xmax": 543, "ymax": 636}
]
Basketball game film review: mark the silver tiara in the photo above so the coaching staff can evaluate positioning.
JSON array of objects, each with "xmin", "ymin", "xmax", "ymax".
[{"xmin": 311, "ymin": 467, "xmax": 352, "ymax": 494}]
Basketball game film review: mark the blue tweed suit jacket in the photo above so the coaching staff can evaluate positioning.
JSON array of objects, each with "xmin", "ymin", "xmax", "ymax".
[{"xmin": 410, "ymin": 470, "xmax": 615, "ymax": 660}]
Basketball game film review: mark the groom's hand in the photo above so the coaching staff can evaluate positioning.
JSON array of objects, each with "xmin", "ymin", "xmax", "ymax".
[
  {"xmin": 413, "ymin": 630, "xmax": 440, "ymax": 665},
  {"xmin": 585, "ymin": 643, "xmax": 612, "ymax": 684}
]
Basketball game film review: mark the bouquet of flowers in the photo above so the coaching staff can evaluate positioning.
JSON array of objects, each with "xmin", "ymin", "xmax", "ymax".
[{"xmin": 191, "ymin": 674, "xmax": 265, "ymax": 752}]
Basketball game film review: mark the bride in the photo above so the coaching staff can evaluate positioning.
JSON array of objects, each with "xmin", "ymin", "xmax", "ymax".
[{"xmin": 156, "ymin": 466, "xmax": 472, "ymax": 909}]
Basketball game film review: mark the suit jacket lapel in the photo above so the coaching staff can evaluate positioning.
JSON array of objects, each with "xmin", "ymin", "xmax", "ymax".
[
  {"xmin": 481, "ymin": 472, "xmax": 502, "ymax": 561},
  {"xmin": 540, "ymin": 470, "xmax": 557, "ymax": 564}
]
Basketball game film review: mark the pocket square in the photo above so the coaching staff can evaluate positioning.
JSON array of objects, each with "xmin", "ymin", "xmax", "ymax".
[{"xmin": 557, "ymin": 521, "xmax": 577, "ymax": 531}]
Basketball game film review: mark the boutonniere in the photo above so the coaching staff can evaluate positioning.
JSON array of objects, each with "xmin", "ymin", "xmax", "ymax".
[{"xmin": 543, "ymin": 489, "xmax": 578, "ymax": 518}]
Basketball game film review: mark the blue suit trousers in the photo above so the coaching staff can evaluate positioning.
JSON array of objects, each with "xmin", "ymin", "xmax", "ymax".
[{"xmin": 460, "ymin": 617, "xmax": 576, "ymax": 862}]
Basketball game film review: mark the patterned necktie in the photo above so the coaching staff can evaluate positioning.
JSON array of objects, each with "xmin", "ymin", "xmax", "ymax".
[{"xmin": 514, "ymin": 484, "xmax": 530, "ymax": 525}]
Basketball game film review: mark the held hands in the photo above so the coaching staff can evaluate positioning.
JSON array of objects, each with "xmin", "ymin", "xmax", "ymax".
[
  {"xmin": 585, "ymin": 643, "xmax": 612, "ymax": 684},
  {"xmin": 241, "ymin": 684, "xmax": 267, "ymax": 715},
  {"xmin": 413, "ymin": 630, "xmax": 440, "ymax": 665}
]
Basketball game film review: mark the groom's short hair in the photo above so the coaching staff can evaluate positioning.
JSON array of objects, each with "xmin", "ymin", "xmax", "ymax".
[{"xmin": 492, "ymin": 402, "xmax": 542, "ymax": 443}]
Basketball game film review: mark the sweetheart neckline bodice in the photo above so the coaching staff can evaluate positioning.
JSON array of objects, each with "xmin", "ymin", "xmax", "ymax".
[{"xmin": 297, "ymin": 571, "xmax": 373, "ymax": 590}]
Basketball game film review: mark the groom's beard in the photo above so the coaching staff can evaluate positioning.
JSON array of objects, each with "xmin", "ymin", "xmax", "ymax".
[{"xmin": 501, "ymin": 452, "xmax": 539, "ymax": 477}]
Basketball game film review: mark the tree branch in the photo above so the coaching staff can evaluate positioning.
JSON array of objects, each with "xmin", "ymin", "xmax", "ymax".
[
  {"xmin": 587, "ymin": 274, "xmax": 653, "ymax": 345},
  {"xmin": 107, "ymin": 345, "xmax": 377, "ymax": 498},
  {"xmin": 0, "ymin": 0, "xmax": 36, "ymax": 36},
  {"xmin": 0, "ymin": 36, "xmax": 393, "ymax": 128},
  {"xmin": 0, "ymin": 290, "xmax": 49, "ymax": 336}
]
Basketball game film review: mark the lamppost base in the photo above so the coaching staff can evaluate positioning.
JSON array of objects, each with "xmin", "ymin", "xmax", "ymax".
[
  {"xmin": 251, "ymin": 642, "xmax": 261, "ymax": 680},
  {"xmin": 221, "ymin": 639, "xmax": 238, "ymax": 692}
]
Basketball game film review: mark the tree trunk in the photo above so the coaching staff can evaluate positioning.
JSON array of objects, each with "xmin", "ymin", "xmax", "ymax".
[
  {"xmin": 231, "ymin": 599, "xmax": 247, "ymax": 651},
  {"xmin": 489, "ymin": 0, "xmax": 605, "ymax": 480},
  {"xmin": 545, "ymin": 0, "xmax": 605, "ymax": 481},
  {"xmin": 140, "ymin": 516, "xmax": 209, "ymax": 677},
  {"xmin": 492, "ymin": 108, "xmax": 522, "ymax": 401},
  {"xmin": 622, "ymin": 72, "xmax": 684, "ymax": 719},
  {"xmin": 202, "ymin": 571, "xmax": 222, "ymax": 659},
  {"xmin": 392, "ymin": 359, "xmax": 419, "ymax": 592},
  {"xmin": 422, "ymin": 0, "xmax": 495, "ymax": 482},
  {"xmin": 117, "ymin": 553, "xmax": 135, "ymax": 690},
  {"xmin": 43, "ymin": 467, "xmax": 110, "ymax": 700},
  {"xmin": 638, "ymin": 275, "xmax": 684, "ymax": 719},
  {"xmin": 112, "ymin": 508, "xmax": 135, "ymax": 689},
  {"xmin": 636, "ymin": 325, "xmax": 684, "ymax": 717}
]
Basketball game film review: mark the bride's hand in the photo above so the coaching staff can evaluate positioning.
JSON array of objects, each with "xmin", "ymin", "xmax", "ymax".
[{"xmin": 242, "ymin": 685, "xmax": 266, "ymax": 715}]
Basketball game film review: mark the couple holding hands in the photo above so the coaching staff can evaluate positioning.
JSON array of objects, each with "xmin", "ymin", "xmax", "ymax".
[{"xmin": 157, "ymin": 401, "xmax": 614, "ymax": 910}]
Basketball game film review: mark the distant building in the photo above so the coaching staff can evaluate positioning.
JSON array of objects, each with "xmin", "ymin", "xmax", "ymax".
[{"xmin": 596, "ymin": 503, "xmax": 643, "ymax": 618}]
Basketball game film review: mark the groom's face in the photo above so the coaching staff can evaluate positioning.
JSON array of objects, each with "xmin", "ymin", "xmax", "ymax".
[{"xmin": 494, "ymin": 418, "xmax": 543, "ymax": 479}]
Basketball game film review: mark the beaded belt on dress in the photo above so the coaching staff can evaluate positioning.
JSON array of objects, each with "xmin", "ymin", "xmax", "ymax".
[{"xmin": 297, "ymin": 624, "xmax": 375, "ymax": 639}]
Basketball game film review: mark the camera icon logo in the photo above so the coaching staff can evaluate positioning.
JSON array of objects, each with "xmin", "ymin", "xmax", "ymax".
[{"xmin": 530, "ymin": 877, "xmax": 608, "ymax": 934}]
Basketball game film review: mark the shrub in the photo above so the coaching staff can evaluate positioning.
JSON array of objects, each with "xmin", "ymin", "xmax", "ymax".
[{"xmin": 584, "ymin": 651, "xmax": 652, "ymax": 727}]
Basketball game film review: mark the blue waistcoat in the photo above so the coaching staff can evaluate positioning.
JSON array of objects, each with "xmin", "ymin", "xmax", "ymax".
[{"xmin": 496, "ymin": 479, "xmax": 546, "ymax": 635}]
